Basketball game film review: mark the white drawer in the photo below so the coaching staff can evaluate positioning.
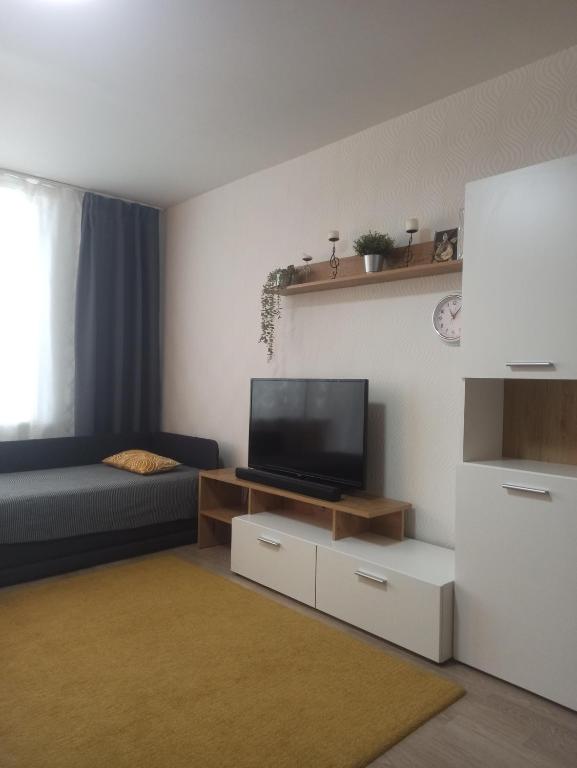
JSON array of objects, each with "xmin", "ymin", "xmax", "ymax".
[
  {"xmin": 231, "ymin": 516, "xmax": 316, "ymax": 606},
  {"xmin": 316, "ymin": 547, "xmax": 453, "ymax": 662},
  {"xmin": 455, "ymin": 462, "xmax": 577, "ymax": 709}
]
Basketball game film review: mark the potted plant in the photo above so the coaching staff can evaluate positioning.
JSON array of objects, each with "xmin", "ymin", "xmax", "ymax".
[
  {"xmin": 353, "ymin": 230, "xmax": 396, "ymax": 272},
  {"xmin": 259, "ymin": 266, "xmax": 296, "ymax": 361}
]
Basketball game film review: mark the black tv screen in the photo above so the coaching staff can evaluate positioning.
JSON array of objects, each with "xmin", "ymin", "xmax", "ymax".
[{"xmin": 249, "ymin": 378, "xmax": 368, "ymax": 489}]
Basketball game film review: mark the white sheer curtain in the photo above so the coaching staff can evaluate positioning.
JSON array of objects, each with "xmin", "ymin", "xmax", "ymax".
[{"xmin": 0, "ymin": 173, "xmax": 82, "ymax": 440}]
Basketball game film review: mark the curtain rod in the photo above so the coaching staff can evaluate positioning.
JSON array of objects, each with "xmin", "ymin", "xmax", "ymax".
[{"xmin": 0, "ymin": 167, "xmax": 162, "ymax": 211}]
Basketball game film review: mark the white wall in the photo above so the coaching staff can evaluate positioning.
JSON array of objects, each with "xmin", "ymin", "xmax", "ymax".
[{"xmin": 163, "ymin": 45, "xmax": 577, "ymax": 548}]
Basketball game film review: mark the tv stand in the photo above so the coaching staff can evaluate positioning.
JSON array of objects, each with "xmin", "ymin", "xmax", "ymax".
[
  {"xmin": 234, "ymin": 467, "xmax": 342, "ymax": 501},
  {"xmin": 198, "ymin": 468, "xmax": 409, "ymax": 547},
  {"xmin": 197, "ymin": 468, "xmax": 454, "ymax": 662}
]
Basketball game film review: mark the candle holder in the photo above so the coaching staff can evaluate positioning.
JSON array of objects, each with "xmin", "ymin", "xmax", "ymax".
[
  {"xmin": 301, "ymin": 253, "xmax": 313, "ymax": 282},
  {"xmin": 404, "ymin": 218, "xmax": 419, "ymax": 266},
  {"xmin": 328, "ymin": 231, "xmax": 340, "ymax": 279}
]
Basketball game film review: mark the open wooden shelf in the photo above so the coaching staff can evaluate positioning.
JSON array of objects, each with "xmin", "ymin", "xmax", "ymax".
[
  {"xmin": 198, "ymin": 468, "xmax": 411, "ymax": 547},
  {"xmin": 198, "ymin": 474, "xmax": 249, "ymax": 547},
  {"xmin": 279, "ymin": 241, "xmax": 462, "ymax": 296},
  {"xmin": 200, "ymin": 507, "xmax": 244, "ymax": 525}
]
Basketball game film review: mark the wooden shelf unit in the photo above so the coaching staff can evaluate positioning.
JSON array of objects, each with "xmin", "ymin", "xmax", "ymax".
[
  {"xmin": 197, "ymin": 468, "xmax": 411, "ymax": 549},
  {"xmin": 197, "ymin": 472, "xmax": 249, "ymax": 548},
  {"xmin": 279, "ymin": 241, "xmax": 462, "ymax": 296}
]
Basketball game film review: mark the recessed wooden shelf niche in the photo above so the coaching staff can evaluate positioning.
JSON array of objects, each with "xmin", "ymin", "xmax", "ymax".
[
  {"xmin": 280, "ymin": 241, "xmax": 462, "ymax": 295},
  {"xmin": 463, "ymin": 378, "xmax": 577, "ymax": 468},
  {"xmin": 503, "ymin": 379, "xmax": 577, "ymax": 465}
]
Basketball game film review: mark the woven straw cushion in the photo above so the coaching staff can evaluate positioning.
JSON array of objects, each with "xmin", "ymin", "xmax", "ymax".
[{"xmin": 102, "ymin": 449, "xmax": 180, "ymax": 475}]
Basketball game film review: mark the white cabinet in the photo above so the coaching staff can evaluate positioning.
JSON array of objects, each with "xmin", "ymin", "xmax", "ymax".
[
  {"xmin": 457, "ymin": 154, "xmax": 577, "ymax": 709},
  {"xmin": 316, "ymin": 543, "xmax": 454, "ymax": 662},
  {"xmin": 462, "ymin": 153, "xmax": 577, "ymax": 379},
  {"xmin": 455, "ymin": 461, "xmax": 577, "ymax": 710},
  {"xmin": 231, "ymin": 513, "xmax": 455, "ymax": 662},
  {"xmin": 231, "ymin": 515, "xmax": 317, "ymax": 606}
]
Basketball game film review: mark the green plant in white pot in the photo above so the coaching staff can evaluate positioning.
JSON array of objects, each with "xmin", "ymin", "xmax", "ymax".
[{"xmin": 353, "ymin": 231, "xmax": 395, "ymax": 273}]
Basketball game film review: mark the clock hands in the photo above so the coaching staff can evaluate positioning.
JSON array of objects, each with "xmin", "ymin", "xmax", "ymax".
[{"xmin": 450, "ymin": 304, "xmax": 462, "ymax": 319}]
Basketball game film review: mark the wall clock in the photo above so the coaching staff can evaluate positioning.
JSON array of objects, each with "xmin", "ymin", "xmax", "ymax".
[{"xmin": 433, "ymin": 293, "xmax": 462, "ymax": 344}]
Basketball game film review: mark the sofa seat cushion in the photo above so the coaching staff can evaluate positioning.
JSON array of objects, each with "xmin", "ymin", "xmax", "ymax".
[{"xmin": 0, "ymin": 464, "xmax": 199, "ymax": 544}]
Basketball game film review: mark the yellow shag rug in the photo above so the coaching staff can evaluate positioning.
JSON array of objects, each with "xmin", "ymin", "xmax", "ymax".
[{"xmin": 0, "ymin": 555, "xmax": 463, "ymax": 768}]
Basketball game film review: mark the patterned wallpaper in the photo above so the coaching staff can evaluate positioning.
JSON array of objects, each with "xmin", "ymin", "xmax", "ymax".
[{"xmin": 163, "ymin": 45, "xmax": 577, "ymax": 548}]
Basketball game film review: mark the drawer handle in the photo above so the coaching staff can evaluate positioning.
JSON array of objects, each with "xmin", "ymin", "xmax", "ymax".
[
  {"xmin": 257, "ymin": 535, "xmax": 281, "ymax": 547},
  {"xmin": 502, "ymin": 483, "xmax": 550, "ymax": 496},
  {"xmin": 354, "ymin": 569, "xmax": 387, "ymax": 585},
  {"xmin": 506, "ymin": 361, "xmax": 554, "ymax": 368}
]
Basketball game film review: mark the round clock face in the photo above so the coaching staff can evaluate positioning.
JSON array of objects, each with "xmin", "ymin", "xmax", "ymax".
[{"xmin": 433, "ymin": 293, "xmax": 462, "ymax": 343}]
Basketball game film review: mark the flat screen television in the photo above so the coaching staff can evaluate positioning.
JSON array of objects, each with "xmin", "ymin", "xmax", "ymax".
[{"xmin": 249, "ymin": 378, "xmax": 368, "ymax": 490}]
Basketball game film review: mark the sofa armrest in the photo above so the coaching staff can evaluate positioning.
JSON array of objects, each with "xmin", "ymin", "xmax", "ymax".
[{"xmin": 148, "ymin": 433, "xmax": 219, "ymax": 470}]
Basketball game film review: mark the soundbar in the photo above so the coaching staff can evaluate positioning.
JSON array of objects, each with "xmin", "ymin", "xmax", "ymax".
[{"xmin": 235, "ymin": 467, "xmax": 342, "ymax": 502}]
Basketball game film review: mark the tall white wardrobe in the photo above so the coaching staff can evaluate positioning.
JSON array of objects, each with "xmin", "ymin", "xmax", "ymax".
[{"xmin": 455, "ymin": 153, "xmax": 577, "ymax": 711}]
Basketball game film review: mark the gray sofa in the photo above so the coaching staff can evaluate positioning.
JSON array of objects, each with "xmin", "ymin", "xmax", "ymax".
[{"xmin": 0, "ymin": 432, "xmax": 219, "ymax": 587}]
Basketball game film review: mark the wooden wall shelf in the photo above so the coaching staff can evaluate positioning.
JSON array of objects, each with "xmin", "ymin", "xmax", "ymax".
[{"xmin": 279, "ymin": 241, "xmax": 462, "ymax": 295}]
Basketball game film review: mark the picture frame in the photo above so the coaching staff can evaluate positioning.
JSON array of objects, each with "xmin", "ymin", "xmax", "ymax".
[{"xmin": 432, "ymin": 228, "xmax": 458, "ymax": 263}]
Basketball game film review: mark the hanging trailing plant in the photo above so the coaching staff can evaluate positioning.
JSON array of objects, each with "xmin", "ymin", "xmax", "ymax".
[{"xmin": 259, "ymin": 266, "xmax": 296, "ymax": 361}]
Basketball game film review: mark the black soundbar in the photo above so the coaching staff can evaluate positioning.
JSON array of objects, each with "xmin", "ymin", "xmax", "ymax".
[{"xmin": 235, "ymin": 467, "xmax": 342, "ymax": 502}]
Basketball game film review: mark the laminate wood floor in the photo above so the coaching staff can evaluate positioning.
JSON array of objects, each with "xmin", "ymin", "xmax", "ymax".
[{"xmin": 174, "ymin": 544, "xmax": 577, "ymax": 768}]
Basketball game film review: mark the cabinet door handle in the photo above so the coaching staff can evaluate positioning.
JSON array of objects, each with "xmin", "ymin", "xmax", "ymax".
[
  {"xmin": 502, "ymin": 483, "xmax": 550, "ymax": 496},
  {"xmin": 506, "ymin": 361, "xmax": 554, "ymax": 367},
  {"xmin": 354, "ymin": 569, "xmax": 387, "ymax": 584},
  {"xmin": 257, "ymin": 535, "xmax": 281, "ymax": 547}
]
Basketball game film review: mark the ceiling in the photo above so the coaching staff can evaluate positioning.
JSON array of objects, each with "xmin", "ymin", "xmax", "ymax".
[{"xmin": 2, "ymin": 0, "xmax": 577, "ymax": 208}]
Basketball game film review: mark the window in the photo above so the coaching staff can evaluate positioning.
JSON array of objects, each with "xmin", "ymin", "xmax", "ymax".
[
  {"xmin": 0, "ymin": 186, "xmax": 43, "ymax": 427},
  {"xmin": 0, "ymin": 175, "xmax": 82, "ymax": 439}
]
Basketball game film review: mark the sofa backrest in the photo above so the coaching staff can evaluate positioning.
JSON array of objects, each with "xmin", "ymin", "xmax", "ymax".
[{"xmin": 0, "ymin": 433, "xmax": 219, "ymax": 474}]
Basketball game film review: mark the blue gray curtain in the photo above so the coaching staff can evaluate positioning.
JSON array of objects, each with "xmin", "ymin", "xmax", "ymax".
[{"xmin": 75, "ymin": 193, "xmax": 160, "ymax": 435}]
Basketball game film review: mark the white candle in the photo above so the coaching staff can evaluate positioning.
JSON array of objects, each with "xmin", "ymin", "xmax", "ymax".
[
  {"xmin": 328, "ymin": 230, "xmax": 340, "ymax": 241},
  {"xmin": 405, "ymin": 218, "xmax": 419, "ymax": 233}
]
